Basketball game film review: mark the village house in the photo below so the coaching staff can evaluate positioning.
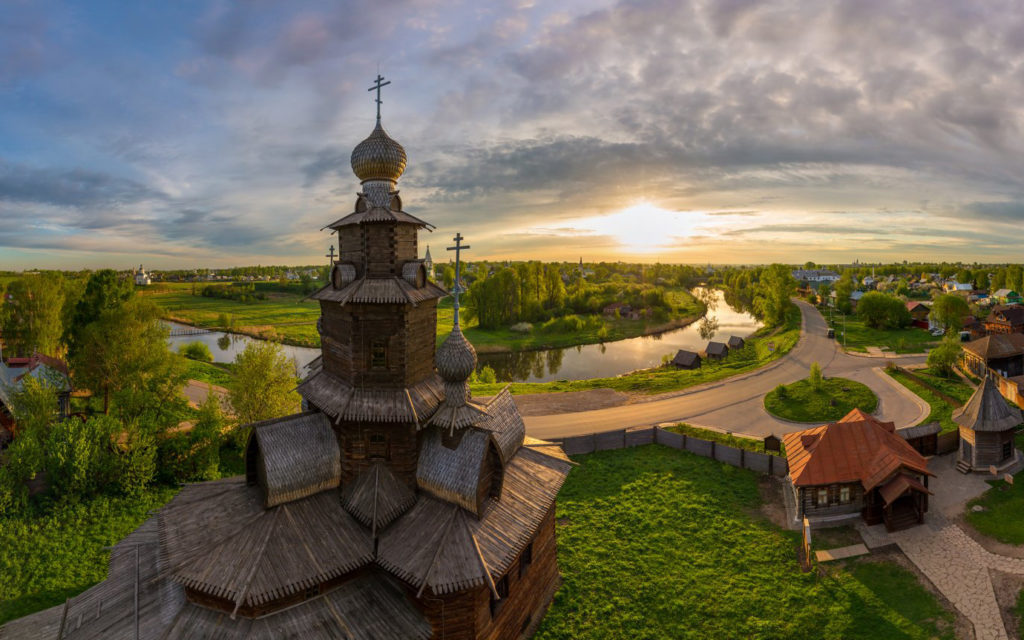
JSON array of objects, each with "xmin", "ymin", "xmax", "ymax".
[
  {"xmin": 702, "ymin": 341, "xmax": 729, "ymax": 360},
  {"xmin": 0, "ymin": 82, "xmax": 571, "ymax": 640},
  {"xmin": 905, "ymin": 301, "xmax": 929, "ymax": 325},
  {"xmin": 784, "ymin": 409, "xmax": 933, "ymax": 532},
  {"xmin": 790, "ymin": 269, "xmax": 840, "ymax": 288},
  {"xmin": 984, "ymin": 304, "xmax": 1024, "ymax": 335},
  {"xmin": 726, "ymin": 335, "xmax": 745, "ymax": 350},
  {"xmin": 670, "ymin": 350, "xmax": 701, "ymax": 369},
  {"xmin": 962, "ymin": 333, "xmax": 1024, "ymax": 379},
  {"xmin": 992, "ymin": 289, "xmax": 1023, "ymax": 305},
  {"xmin": 953, "ymin": 376, "xmax": 1023, "ymax": 473},
  {"xmin": 0, "ymin": 352, "xmax": 71, "ymax": 447}
]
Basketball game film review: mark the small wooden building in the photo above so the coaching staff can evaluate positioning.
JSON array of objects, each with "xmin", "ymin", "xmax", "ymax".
[
  {"xmin": 726, "ymin": 335, "xmax": 745, "ymax": 350},
  {"xmin": 703, "ymin": 341, "xmax": 728, "ymax": 360},
  {"xmin": 962, "ymin": 333, "xmax": 1024, "ymax": 378},
  {"xmin": 897, "ymin": 422, "xmax": 941, "ymax": 456},
  {"xmin": 671, "ymin": 350, "xmax": 701, "ymax": 369},
  {"xmin": 906, "ymin": 301, "xmax": 930, "ymax": 323},
  {"xmin": 952, "ymin": 376, "xmax": 1022, "ymax": 473},
  {"xmin": 984, "ymin": 304, "xmax": 1024, "ymax": 335},
  {"xmin": 784, "ymin": 409, "xmax": 933, "ymax": 532}
]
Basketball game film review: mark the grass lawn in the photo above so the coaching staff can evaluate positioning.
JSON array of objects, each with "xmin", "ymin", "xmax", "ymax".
[
  {"xmin": 535, "ymin": 445, "xmax": 955, "ymax": 639},
  {"xmin": 828, "ymin": 315, "xmax": 938, "ymax": 354},
  {"xmin": 0, "ymin": 489, "xmax": 179, "ymax": 625},
  {"xmin": 182, "ymin": 357, "xmax": 235, "ymax": 388},
  {"xmin": 886, "ymin": 368, "xmax": 962, "ymax": 434},
  {"xmin": 965, "ymin": 475, "xmax": 1024, "ymax": 545},
  {"xmin": 764, "ymin": 377, "xmax": 877, "ymax": 422},
  {"xmin": 907, "ymin": 367, "xmax": 974, "ymax": 404},
  {"xmin": 470, "ymin": 303, "xmax": 801, "ymax": 396},
  {"xmin": 665, "ymin": 423, "xmax": 785, "ymax": 456}
]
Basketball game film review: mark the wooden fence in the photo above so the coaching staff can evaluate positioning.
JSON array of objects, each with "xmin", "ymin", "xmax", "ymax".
[
  {"xmin": 936, "ymin": 429, "xmax": 960, "ymax": 455},
  {"xmin": 553, "ymin": 426, "xmax": 789, "ymax": 477}
]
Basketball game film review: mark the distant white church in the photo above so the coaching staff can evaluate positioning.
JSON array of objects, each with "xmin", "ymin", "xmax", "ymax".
[{"xmin": 134, "ymin": 264, "xmax": 151, "ymax": 286}]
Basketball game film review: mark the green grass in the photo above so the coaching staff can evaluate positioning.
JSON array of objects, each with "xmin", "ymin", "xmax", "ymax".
[
  {"xmin": 0, "ymin": 489, "xmax": 179, "ymax": 624},
  {"xmin": 535, "ymin": 445, "xmax": 955, "ymax": 639},
  {"xmin": 470, "ymin": 303, "xmax": 801, "ymax": 396},
  {"xmin": 965, "ymin": 475, "xmax": 1024, "ymax": 545},
  {"xmin": 829, "ymin": 316, "xmax": 938, "ymax": 354},
  {"xmin": 886, "ymin": 369, "xmax": 961, "ymax": 434},
  {"xmin": 144, "ymin": 283, "xmax": 321, "ymax": 347},
  {"xmin": 764, "ymin": 377, "xmax": 877, "ymax": 422},
  {"xmin": 665, "ymin": 423, "xmax": 785, "ymax": 456},
  {"xmin": 906, "ymin": 367, "xmax": 973, "ymax": 404},
  {"xmin": 182, "ymin": 357, "xmax": 235, "ymax": 388}
]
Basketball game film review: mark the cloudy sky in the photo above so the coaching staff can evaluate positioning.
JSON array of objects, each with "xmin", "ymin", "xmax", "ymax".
[{"xmin": 3, "ymin": 0, "xmax": 1024, "ymax": 269}]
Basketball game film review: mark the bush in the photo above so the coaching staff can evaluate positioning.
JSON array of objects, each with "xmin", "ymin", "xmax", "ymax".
[
  {"xmin": 510, "ymin": 322, "xmax": 533, "ymax": 333},
  {"xmin": 856, "ymin": 292, "xmax": 911, "ymax": 329},
  {"xmin": 809, "ymin": 362, "xmax": 823, "ymax": 390},
  {"xmin": 179, "ymin": 341, "xmax": 213, "ymax": 362},
  {"xmin": 774, "ymin": 383, "xmax": 787, "ymax": 399},
  {"xmin": 477, "ymin": 365, "xmax": 497, "ymax": 384},
  {"xmin": 927, "ymin": 337, "xmax": 962, "ymax": 377}
]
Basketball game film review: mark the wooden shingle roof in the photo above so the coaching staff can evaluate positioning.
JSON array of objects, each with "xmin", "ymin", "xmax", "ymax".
[
  {"xmin": 323, "ymin": 206, "xmax": 434, "ymax": 230},
  {"xmin": 379, "ymin": 446, "xmax": 571, "ymax": 597},
  {"xmin": 475, "ymin": 387, "xmax": 526, "ymax": 464},
  {"xmin": 248, "ymin": 412, "xmax": 339, "ymax": 507},
  {"xmin": 417, "ymin": 427, "xmax": 494, "ymax": 514},
  {"xmin": 703, "ymin": 341, "xmax": 728, "ymax": 356},
  {"xmin": 727, "ymin": 336, "xmax": 745, "ymax": 349},
  {"xmin": 309, "ymin": 276, "xmax": 447, "ymax": 305},
  {"xmin": 297, "ymin": 370, "xmax": 444, "ymax": 424},
  {"xmin": 963, "ymin": 333, "xmax": 1024, "ymax": 360},
  {"xmin": 783, "ymin": 409, "xmax": 931, "ymax": 489},
  {"xmin": 158, "ymin": 479, "xmax": 374, "ymax": 612},
  {"xmin": 953, "ymin": 376, "xmax": 1023, "ymax": 433},
  {"xmin": 671, "ymin": 350, "xmax": 700, "ymax": 367},
  {"xmin": 341, "ymin": 460, "xmax": 416, "ymax": 535}
]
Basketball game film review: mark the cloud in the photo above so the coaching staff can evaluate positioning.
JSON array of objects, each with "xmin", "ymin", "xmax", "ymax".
[{"xmin": 0, "ymin": 161, "xmax": 166, "ymax": 209}]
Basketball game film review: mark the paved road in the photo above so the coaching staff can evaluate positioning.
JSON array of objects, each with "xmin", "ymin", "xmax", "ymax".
[{"xmin": 524, "ymin": 300, "xmax": 930, "ymax": 440}]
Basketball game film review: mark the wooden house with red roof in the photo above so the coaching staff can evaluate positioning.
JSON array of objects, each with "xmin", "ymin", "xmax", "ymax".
[{"xmin": 784, "ymin": 409, "xmax": 933, "ymax": 532}]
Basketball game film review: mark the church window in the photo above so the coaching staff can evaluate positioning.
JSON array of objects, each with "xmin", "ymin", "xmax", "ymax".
[
  {"xmin": 1003, "ymin": 440, "xmax": 1013, "ymax": 460},
  {"xmin": 840, "ymin": 486, "xmax": 850, "ymax": 503},
  {"xmin": 370, "ymin": 340, "xmax": 387, "ymax": 369},
  {"xmin": 367, "ymin": 433, "xmax": 389, "ymax": 459},
  {"xmin": 490, "ymin": 574, "xmax": 510, "ymax": 618},
  {"xmin": 518, "ymin": 542, "xmax": 533, "ymax": 578}
]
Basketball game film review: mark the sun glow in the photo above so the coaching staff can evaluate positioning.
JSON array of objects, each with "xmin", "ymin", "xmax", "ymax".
[{"xmin": 564, "ymin": 202, "xmax": 707, "ymax": 254}]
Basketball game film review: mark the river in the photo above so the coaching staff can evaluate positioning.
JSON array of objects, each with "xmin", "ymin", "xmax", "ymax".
[{"xmin": 165, "ymin": 288, "xmax": 759, "ymax": 383}]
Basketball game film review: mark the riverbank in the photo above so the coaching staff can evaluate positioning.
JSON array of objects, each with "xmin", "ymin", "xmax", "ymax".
[{"xmin": 469, "ymin": 302, "xmax": 800, "ymax": 397}]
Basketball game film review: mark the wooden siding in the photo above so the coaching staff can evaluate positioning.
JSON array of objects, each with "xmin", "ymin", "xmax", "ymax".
[
  {"xmin": 337, "ymin": 420, "xmax": 421, "ymax": 488},
  {"xmin": 797, "ymin": 483, "xmax": 864, "ymax": 518}
]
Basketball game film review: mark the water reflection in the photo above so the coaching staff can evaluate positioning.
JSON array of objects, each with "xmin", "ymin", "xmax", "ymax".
[
  {"xmin": 476, "ymin": 288, "xmax": 760, "ymax": 383},
  {"xmin": 165, "ymin": 322, "xmax": 320, "ymax": 373}
]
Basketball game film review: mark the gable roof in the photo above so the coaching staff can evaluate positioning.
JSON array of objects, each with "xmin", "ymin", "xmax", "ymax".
[
  {"xmin": 990, "ymin": 305, "xmax": 1024, "ymax": 325},
  {"xmin": 905, "ymin": 301, "xmax": 929, "ymax": 312},
  {"xmin": 341, "ymin": 461, "xmax": 417, "ymax": 536},
  {"xmin": 727, "ymin": 336, "xmax": 745, "ymax": 349},
  {"xmin": 671, "ymin": 350, "xmax": 700, "ymax": 367},
  {"xmin": 783, "ymin": 408, "xmax": 931, "ymax": 489},
  {"xmin": 247, "ymin": 412, "xmax": 340, "ymax": 508},
  {"xmin": 952, "ymin": 376, "xmax": 1023, "ymax": 433},
  {"xmin": 703, "ymin": 341, "xmax": 728, "ymax": 356},
  {"xmin": 963, "ymin": 333, "xmax": 1024, "ymax": 360}
]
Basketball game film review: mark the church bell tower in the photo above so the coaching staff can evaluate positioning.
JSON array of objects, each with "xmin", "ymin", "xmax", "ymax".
[{"xmin": 299, "ymin": 75, "xmax": 448, "ymax": 487}]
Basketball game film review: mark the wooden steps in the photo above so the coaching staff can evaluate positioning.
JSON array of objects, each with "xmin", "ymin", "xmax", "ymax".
[{"xmin": 956, "ymin": 459, "xmax": 972, "ymax": 474}]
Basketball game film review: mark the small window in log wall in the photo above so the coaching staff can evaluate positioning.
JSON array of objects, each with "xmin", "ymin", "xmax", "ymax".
[
  {"xmin": 370, "ymin": 340, "xmax": 387, "ymax": 369},
  {"xmin": 367, "ymin": 433, "xmax": 389, "ymax": 459},
  {"xmin": 518, "ymin": 542, "xmax": 533, "ymax": 578},
  {"xmin": 1003, "ymin": 440, "xmax": 1013, "ymax": 461},
  {"xmin": 817, "ymin": 488, "xmax": 828, "ymax": 506},
  {"xmin": 490, "ymin": 574, "xmax": 510, "ymax": 618},
  {"xmin": 840, "ymin": 486, "xmax": 850, "ymax": 503}
]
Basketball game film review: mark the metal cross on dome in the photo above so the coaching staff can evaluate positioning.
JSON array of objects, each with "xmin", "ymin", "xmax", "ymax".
[
  {"xmin": 368, "ymin": 74, "xmax": 391, "ymax": 124},
  {"xmin": 326, "ymin": 244, "xmax": 336, "ymax": 265},
  {"xmin": 447, "ymin": 232, "xmax": 470, "ymax": 327}
]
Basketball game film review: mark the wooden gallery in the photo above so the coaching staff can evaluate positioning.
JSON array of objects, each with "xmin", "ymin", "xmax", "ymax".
[{"xmin": 0, "ymin": 81, "xmax": 572, "ymax": 640}]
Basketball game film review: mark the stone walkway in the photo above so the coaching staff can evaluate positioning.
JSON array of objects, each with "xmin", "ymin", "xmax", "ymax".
[{"xmin": 859, "ymin": 515, "xmax": 1024, "ymax": 640}]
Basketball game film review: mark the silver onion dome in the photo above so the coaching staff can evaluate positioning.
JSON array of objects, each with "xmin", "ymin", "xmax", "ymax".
[{"xmin": 350, "ymin": 122, "xmax": 407, "ymax": 183}]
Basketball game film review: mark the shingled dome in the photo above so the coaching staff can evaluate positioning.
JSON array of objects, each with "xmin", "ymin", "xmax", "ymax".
[
  {"xmin": 350, "ymin": 122, "xmax": 407, "ymax": 183},
  {"xmin": 436, "ymin": 326, "xmax": 477, "ymax": 382},
  {"xmin": 953, "ymin": 376, "xmax": 1023, "ymax": 432}
]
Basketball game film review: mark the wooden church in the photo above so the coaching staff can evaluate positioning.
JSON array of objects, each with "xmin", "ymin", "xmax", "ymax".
[{"xmin": 0, "ymin": 78, "xmax": 571, "ymax": 640}]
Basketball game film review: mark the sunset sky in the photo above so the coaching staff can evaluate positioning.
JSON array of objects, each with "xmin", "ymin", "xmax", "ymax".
[{"xmin": 3, "ymin": 0, "xmax": 1024, "ymax": 269}]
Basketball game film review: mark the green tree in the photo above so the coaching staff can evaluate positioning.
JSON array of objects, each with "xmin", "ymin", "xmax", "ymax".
[
  {"xmin": 65, "ymin": 269, "xmax": 134, "ymax": 357},
  {"xmin": 809, "ymin": 362, "xmax": 823, "ymax": 391},
  {"xmin": 927, "ymin": 336, "xmax": 963, "ymax": 377},
  {"xmin": 179, "ymin": 341, "xmax": 213, "ymax": 362},
  {"xmin": 753, "ymin": 264, "xmax": 796, "ymax": 327},
  {"xmin": 856, "ymin": 292, "xmax": 910, "ymax": 329},
  {"xmin": 72, "ymin": 298, "xmax": 186, "ymax": 419},
  {"xmin": 1, "ymin": 273, "xmax": 67, "ymax": 357},
  {"xmin": 441, "ymin": 265, "xmax": 455, "ymax": 290},
  {"xmin": 227, "ymin": 341, "xmax": 300, "ymax": 438},
  {"xmin": 895, "ymin": 279, "xmax": 910, "ymax": 297},
  {"xmin": 930, "ymin": 294, "xmax": 970, "ymax": 331}
]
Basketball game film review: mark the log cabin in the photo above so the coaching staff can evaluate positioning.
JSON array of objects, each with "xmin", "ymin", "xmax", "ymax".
[
  {"xmin": 784, "ymin": 409, "xmax": 933, "ymax": 532},
  {"xmin": 952, "ymin": 375, "xmax": 1022, "ymax": 473},
  {"xmin": 0, "ymin": 80, "xmax": 571, "ymax": 640}
]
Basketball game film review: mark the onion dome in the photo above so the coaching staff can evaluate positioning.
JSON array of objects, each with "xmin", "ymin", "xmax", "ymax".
[
  {"xmin": 435, "ymin": 326, "xmax": 477, "ymax": 383},
  {"xmin": 350, "ymin": 122, "xmax": 407, "ymax": 183}
]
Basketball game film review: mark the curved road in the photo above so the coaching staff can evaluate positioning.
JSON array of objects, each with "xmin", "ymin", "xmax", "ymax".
[{"xmin": 523, "ymin": 300, "xmax": 930, "ymax": 440}]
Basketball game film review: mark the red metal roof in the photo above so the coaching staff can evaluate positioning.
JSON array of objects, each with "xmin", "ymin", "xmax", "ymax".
[{"xmin": 783, "ymin": 409, "xmax": 931, "ymax": 489}]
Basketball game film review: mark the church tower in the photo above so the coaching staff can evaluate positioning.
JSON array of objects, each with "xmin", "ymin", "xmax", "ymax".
[{"xmin": 300, "ymin": 75, "xmax": 447, "ymax": 487}]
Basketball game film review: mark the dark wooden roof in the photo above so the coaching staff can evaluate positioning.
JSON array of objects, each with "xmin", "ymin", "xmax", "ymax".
[
  {"xmin": 297, "ymin": 370, "xmax": 444, "ymax": 424},
  {"xmin": 703, "ymin": 341, "xmax": 728, "ymax": 356},
  {"xmin": 897, "ymin": 422, "xmax": 942, "ymax": 440},
  {"xmin": 671, "ymin": 350, "xmax": 700, "ymax": 367},
  {"xmin": 159, "ymin": 479, "xmax": 374, "ymax": 611},
  {"xmin": 379, "ymin": 446, "xmax": 571, "ymax": 597},
  {"xmin": 309, "ymin": 276, "xmax": 447, "ymax": 305},
  {"xmin": 475, "ymin": 387, "xmax": 526, "ymax": 464},
  {"xmin": 417, "ymin": 427, "xmax": 494, "ymax": 514},
  {"xmin": 323, "ymin": 206, "xmax": 434, "ymax": 230},
  {"xmin": 427, "ymin": 390, "xmax": 490, "ymax": 432},
  {"xmin": 784, "ymin": 409, "xmax": 931, "ymax": 489},
  {"xmin": 963, "ymin": 333, "xmax": 1024, "ymax": 360},
  {"xmin": 248, "ymin": 412, "xmax": 340, "ymax": 507},
  {"xmin": 340, "ymin": 460, "xmax": 416, "ymax": 536},
  {"xmin": 953, "ymin": 376, "xmax": 1023, "ymax": 433},
  {"xmin": 727, "ymin": 335, "xmax": 745, "ymax": 349}
]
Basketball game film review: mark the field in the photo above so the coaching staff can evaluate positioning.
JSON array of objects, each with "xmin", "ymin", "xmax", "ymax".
[
  {"xmin": 147, "ymin": 282, "xmax": 704, "ymax": 354},
  {"xmin": 469, "ymin": 302, "xmax": 802, "ymax": 396},
  {"xmin": 764, "ymin": 377, "xmax": 878, "ymax": 422},
  {"xmin": 885, "ymin": 367, "xmax": 973, "ymax": 434},
  {"xmin": 827, "ymin": 315, "xmax": 938, "ymax": 354},
  {"xmin": 965, "ymin": 431, "xmax": 1024, "ymax": 545},
  {"xmin": 535, "ymin": 445, "xmax": 955, "ymax": 639}
]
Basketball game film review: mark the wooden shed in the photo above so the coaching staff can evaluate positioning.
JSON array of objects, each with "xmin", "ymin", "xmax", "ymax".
[
  {"xmin": 953, "ymin": 376, "xmax": 1022, "ymax": 473},
  {"xmin": 726, "ymin": 335, "xmax": 745, "ymax": 350},
  {"xmin": 671, "ymin": 349, "xmax": 701, "ymax": 369},
  {"xmin": 703, "ymin": 341, "xmax": 729, "ymax": 360}
]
